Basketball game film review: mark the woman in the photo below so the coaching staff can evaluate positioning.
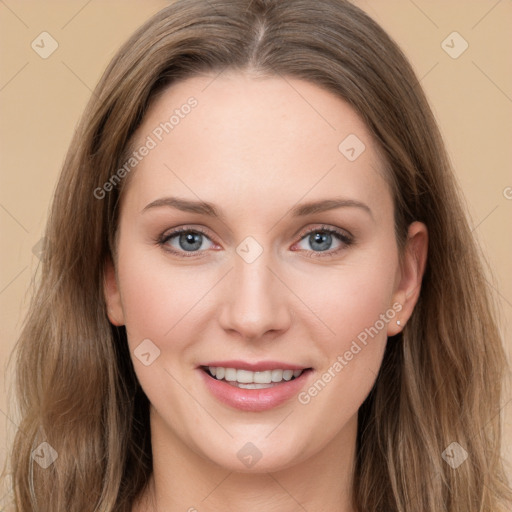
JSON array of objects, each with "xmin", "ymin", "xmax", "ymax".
[{"xmin": 8, "ymin": 0, "xmax": 512, "ymax": 510}]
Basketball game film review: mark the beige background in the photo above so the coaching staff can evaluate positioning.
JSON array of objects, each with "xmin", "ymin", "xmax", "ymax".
[{"xmin": 1, "ymin": 0, "xmax": 511, "ymax": 505}]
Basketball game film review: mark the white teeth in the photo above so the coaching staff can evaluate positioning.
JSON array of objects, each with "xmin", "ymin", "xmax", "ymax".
[
  {"xmin": 224, "ymin": 368, "xmax": 237, "ymax": 381},
  {"xmin": 254, "ymin": 370, "xmax": 272, "ymax": 384},
  {"xmin": 207, "ymin": 366, "xmax": 305, "ymax": 384},
  {"xmin": 283, "ymin": 370, "xmax": 293, "ymax": 381},
  {"xmin": 236, "ymin": 369, "xmax": 254, "ymax": 383},
  {"xmin": 271, "ymin": 369, "xmax": 283, "ymax": 382},
  {"xmin": 232, "ymin": 382, "xmax": 274, "ymax": 389}
]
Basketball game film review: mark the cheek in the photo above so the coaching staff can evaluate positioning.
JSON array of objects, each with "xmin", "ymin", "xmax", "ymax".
[
  {"xmin": 292, "ymin": 248, "xmax": 399, "ymax": 427},
  {"xmin": 117, "ymin": 231, "xmax": 399, "ymax": 353},
  {"xmin": 295, "ymin": 250, "xmax": 398, "ymax": 351},
  {"xmin": 115, "ymin": 243, "xmax": 213, "ymax": 351}
]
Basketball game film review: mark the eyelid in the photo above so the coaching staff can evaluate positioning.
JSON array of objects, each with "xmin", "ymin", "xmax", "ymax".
[
  {"xmin": 295, "ymin": 224, "xmax": 353, "ymax": 243},
  {"xmin": 157, "ymin": 224, "xmax": 353, "ymax": 258},
  {"xmin": 292, "ymin": 224, "xmax": 353, "ymax": 258},
  {"xmin": 157, "ymin": 225, "xmax": 218, "ymax": 258}
]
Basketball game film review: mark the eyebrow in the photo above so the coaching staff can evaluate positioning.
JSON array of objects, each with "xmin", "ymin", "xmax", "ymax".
[{"xmin": 141, "ymin": 196, "xmax": 373, "ymax": 219}]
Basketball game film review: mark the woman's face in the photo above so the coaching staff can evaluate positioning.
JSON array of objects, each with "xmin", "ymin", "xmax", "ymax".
[{"xmin": 105, "ymin": 71, "xmax": 426, "ymax": 473}]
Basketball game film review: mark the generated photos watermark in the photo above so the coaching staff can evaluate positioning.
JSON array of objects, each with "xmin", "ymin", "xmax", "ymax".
[
  {"xmin": 93, "ymin": 96, "xmax": 198, "ymax": 200},
  {"xmin": 298, "ymin": 302, "xmax": 402, "ymax": 405}
]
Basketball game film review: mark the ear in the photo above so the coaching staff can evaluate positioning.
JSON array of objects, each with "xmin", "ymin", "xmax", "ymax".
[
  {"xmin": 387, "ymin": 221, "xmax": 428, "ymax": 336},
  {"xmin": 103, "ymin": 255, "xmax": 125, "ymax": 326}
]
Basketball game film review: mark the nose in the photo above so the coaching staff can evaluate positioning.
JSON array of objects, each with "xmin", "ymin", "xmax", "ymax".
[{"xmin": 218, "ymin": 249, "xmax": 292, "ymax": 341}]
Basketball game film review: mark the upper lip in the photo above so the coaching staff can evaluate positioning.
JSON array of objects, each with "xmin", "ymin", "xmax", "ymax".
[{"xmin": 199, "ymin": 360, "xmax": 311, "ymax": 371}]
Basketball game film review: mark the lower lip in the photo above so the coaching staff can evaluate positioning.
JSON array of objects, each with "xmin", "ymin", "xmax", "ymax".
[{"xmin": 198, "ymin": 368, "xmax": 313, "ymax": 412}]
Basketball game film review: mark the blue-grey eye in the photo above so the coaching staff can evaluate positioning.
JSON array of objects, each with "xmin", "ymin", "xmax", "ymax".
[
  {"xmin": 178, "ymin": 232, "xmax": 203, "ymax": 251},
  {"xmin": 163, "ymin": 230, "xmax": 214, "ymax": 253},
  {"xmin": 309, "ymin": 232, "xmax": 333, "ymax": 251},
  {"xmin": 299, "ymin": 228, "xmax": 352, "ymax": 255}
]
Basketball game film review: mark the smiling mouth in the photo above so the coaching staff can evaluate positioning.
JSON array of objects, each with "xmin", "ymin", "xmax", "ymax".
[{"xmin": 200, "ymin": 366, "xmax": 312, "ymax": 389}]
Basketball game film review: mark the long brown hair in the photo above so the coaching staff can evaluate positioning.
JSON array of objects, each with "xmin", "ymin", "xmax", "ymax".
[{"xmin": 7, "ymin": 0, "xmax": 512, "ymax": 510}]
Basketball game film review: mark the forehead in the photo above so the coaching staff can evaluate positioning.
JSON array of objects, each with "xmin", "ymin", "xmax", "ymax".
[{"xmin": 122, "ymin": 71, "xmax": 391, "ymax": 221}]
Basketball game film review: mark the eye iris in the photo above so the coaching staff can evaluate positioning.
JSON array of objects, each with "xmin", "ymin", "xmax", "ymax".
[
  {"xmin": 179, "ymin": 232, "xmax": 202, "ymax": 251},
  {"xmin": 172, "ymin": 230, "xmax": 338, "ymax": 253},
  {"xmin": 310, "ymin": 231, "xmax": 332, "ymax": 251}
]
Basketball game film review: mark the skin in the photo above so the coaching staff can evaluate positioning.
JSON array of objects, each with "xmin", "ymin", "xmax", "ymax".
[{"xmin": 104, "ymin": 71, "xmax": 428, "ymax": 512}]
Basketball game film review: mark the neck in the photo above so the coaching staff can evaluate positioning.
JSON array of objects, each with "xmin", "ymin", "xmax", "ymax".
[{"xmin": 133, "ymin": 408, "xmax": 358, "ymax": 512}]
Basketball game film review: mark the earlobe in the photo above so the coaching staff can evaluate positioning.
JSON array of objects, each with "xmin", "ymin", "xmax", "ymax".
[
  {"xmin": 387, "ymin": 221, "xmax": 428, "ymax": 336},
  {"xmin": 103, "ymin": 255, "xmax": 125, "ymax": 326}
]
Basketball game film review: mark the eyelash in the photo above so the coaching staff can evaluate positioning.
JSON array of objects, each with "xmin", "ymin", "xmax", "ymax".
[
  {"xmin": 156, "ymin": 225, "xmax": 354, "ymax": 259},
  {"xmin": 298, "ymin": 225, "xmax": 354, "ymax": 259}
]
